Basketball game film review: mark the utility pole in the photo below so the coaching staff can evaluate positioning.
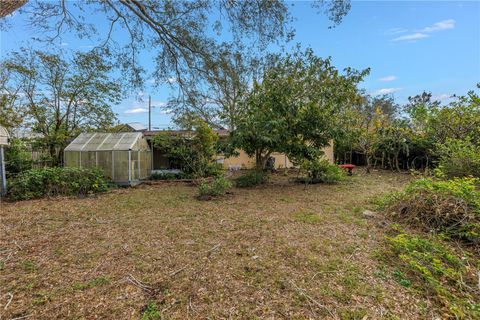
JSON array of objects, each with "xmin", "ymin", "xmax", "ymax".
[{"xmin": 148, "ymin": 95, "xmax": 152, "ymax": 131}]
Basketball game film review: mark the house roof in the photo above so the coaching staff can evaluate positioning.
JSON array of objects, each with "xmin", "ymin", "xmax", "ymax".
[
  {"xmin": 142, "ymin": 129, "xmax": 229, "ymax": 138},
  {"xmin": 64, "ymin": 132, "xmax": 147, "ymax": 151},
  {"xmin": 126, "ymin": 122, "xmax": 147, "ymax": 131}
]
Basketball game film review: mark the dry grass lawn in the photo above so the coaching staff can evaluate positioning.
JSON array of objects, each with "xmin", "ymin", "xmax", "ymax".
[{"xmin": 0, "ymin": 170, "xmax": 442, "ymax": 319}]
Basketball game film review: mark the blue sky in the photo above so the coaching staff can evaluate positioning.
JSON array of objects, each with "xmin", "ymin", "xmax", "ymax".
[{"xmin": 1, "ymin": 1, "xmax": 479, "ymax": 129}]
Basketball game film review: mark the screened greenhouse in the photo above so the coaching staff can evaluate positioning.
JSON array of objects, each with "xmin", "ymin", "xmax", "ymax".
[{"xmin": 64, "ymin": 132, "xmax": 152, "ymax": 185}]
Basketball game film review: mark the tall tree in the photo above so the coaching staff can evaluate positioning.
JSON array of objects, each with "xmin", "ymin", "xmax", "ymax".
[
  {"xmin": 169, "ymin": 44, "xmax": 261, "ymax": 130},
  {"xmin": 1, "ymin": 49, "xmax": 121, "ymax": 164},
  {"xmin": 231, "ymin": 48, "xmax": 368, "ymax": 169},
  {"xmin": 3, "ymin": 1, "xmax": 352, "ymax": 91},
  {"xmin": 0, "ymin": 66, "xmax": 25, "ymax": 130}
]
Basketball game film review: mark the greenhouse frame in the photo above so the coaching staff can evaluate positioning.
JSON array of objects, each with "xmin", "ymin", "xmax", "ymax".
[{"xmin": 64, "ymin": 132, "xmax": 151, "ymax": 185}]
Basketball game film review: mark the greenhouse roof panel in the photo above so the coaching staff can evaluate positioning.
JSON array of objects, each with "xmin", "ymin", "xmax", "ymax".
[{"xmin": 65, "ymin": 132, "xmax": 146, "ymax": 151}]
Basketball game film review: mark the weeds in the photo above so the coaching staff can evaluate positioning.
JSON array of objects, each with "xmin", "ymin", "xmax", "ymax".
[
  {"xmin": 293, "ymin": 211, "xmax": 323, "ymax": 224},
  {"xmin": 380, "ymin": 177, "xmax": 480, "ymax": 246},
  {"xmin": 141, "ymin": 301, "xmax": 161, "ymax": 320},
  {"xmin": 234, "ymin": 170, "xmax": 268, "ymax": 187},
  {"xmin": 384, "ymin": 230, "xmax": 479, "ymax": 318},
  {"xmin": 72, "ymin": 276, "xmax": 110, "ymax": 291}
]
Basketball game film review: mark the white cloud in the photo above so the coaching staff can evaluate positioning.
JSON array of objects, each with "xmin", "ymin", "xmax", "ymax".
[
  {"xmin": 420, "ymin": 19, "xmax": 455, "ymax": 33},
  {"xmin": 379, "ymin": 75, "xmax": 397, "ymax": 82},
  {"xmin": 385, "ymin": 28, "xmax": 407, "ymax": 35},
  {"xmin": 392, "ymin": 33, "xmax": 429, "ymax": 42},
  {"xmin": 374, "ymin": 88, "xmax": 402, "ymax": 95},
  {"xmin": 159, "ymin": 108, "xmax": 173, "ymax": 114},
  {"xmin": 389, "ymin": 19, "xmax": 454, "ymax": 42},
  {"xmin": 167, "ymin": 77, "xmax": 177, "ymax": 84},
  {"xmin": 125, "ymin": 107, "xmax": 148, "ymax": 114},
  {"xmin": 432, "ymin": 93, "xmax": 452, "ymax": 102},
  {"xmin": 61, "ymin": 42, "xmax": 69, "ymax": 46}
]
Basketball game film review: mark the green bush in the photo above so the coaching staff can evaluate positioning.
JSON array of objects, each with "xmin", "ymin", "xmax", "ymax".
[
  {"xmin": 234, "ymin": 170, "xmax": 267, "ymax": 188},
  {"xmin": 4, "ymin": 138, "xmax": 33, "ymax": 178},
  {"xmin": 382, "ymin": 177, "xmax": 480, "ymax": 245},
  {"xmin": 150, "ymin": 171, "xmax": 191, "ymax": 180},
  {"xmin": 151, "ymin": 119, "xmax": 220, "ymax": 178},
  {"xmin": 8, "ymin": 167, "xmax": 109, "ymax": 200},
  {"xmin": 436, "ymin": 138, "xmax": 480, "ymax": 179},
  {"xmin": 205, "ymin": 162, "xmax": 225, "ymax": 177},
  {"xmin": 299, "ymin": 158, "xmax": 346, "ymax": 184},
  {"xmin": 197, "ymin": 176, "xmax": 232, "ymax": 199},
  {"xmin": 386, "ymin": 231, "xmax": 479, "ymax": 318}
]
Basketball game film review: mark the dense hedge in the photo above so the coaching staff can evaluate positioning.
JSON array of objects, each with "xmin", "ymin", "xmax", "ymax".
[{"xmin": 8, "ymin": 167, "xmax": 109, "ymax": 200}]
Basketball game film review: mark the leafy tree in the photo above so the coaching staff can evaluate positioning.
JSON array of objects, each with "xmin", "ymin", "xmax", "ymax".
[
  {"xmin": 231, "ymin": 48, "xmax": 368, "ymax": 169},
  {"xmin": 430, "ymin": 91, "xmax": 480, "ymax": 145},
  {"xmin": 375, "ymin": 119, "xmax": 410, "ymax": 171},
  {"xmin": 152, "ymin": 119, "xmax": 220, "ymax": 178},
  {"xmin": 343, "ymin": 95, "xmax": 399, "ymax": 172},
  {"xmin": 1, "ymin": 49, "xmax": 121, "ymax": 165},
  {"xmin": 406, "ymin": 89, "xmax": 480, "ymax": 146},
  {"xmin": 4, "ymin": 138, "xmax": 32, "ymax": 178},
  {"xmin": 170, "ymin": 44, "xmax": 258, "ymax": 130},
  {"xmin": 7, "ymin": 0, "xmax": 351, "ymax": 92},
  {"xmin": 0, "ymin": 66, "xmax": 25, "ymax": 130},
  {"xmin": 436, "ymin": 138, "xmax": 480, "ymax": 179}
]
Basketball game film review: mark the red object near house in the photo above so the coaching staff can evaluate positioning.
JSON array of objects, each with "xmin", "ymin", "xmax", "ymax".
[{"xmin": 339, "ymin": 164, "xmax": 355, "ymax": 176}]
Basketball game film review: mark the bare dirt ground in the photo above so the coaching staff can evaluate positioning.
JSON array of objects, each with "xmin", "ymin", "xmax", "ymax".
[{"xmin": 0, "ymin": 170, "xmax": 437, "ymax": 319}]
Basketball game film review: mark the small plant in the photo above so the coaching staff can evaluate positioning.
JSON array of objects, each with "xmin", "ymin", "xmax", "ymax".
[
  {"xmin": 392, "ymin": 270, "xmax": 412, "ymax": 288},
  {"xmin": 298, "ymin": 158, "xmax": 346, "ymax": 184},
  {"xmin": 197, "ymin": 176, "xmax": 232, "ymax": 199},
  {"xmin": 234, "ymin": 170, "xmax": 267, "ymax": 188},
  {"xmin": 22, "ymin": 260, "xmax": 37, "ymax": 273},
  {"xmin": 141, "ymin": 301, "xmax": 161, "ymax": 320},
  {"xmin": 8, "ymin": 167, "xmax": 109, "ymax": 201}
]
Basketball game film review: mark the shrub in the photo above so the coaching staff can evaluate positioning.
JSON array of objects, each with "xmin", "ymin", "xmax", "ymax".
[
  {"xmin": 151, "ymin": 119, "xmax": 219, "ymax": 178},
  {"xmin": 382, "ymin": 177, "xmax": 480, "ymax": 246},
  {"xmin": 436, "ymin": 138, "xmax": 480, "ymax": 179},
  {"xmin": 385, "ymin": 231, "xmax": 479, "ymax": 318},
  {"xmin": 150, "ymin": 171, "xmax": 191, "ymax": 180},
  {"xmin": 205, "ymin": 162, "xmax": 225, "ymax": 177},
  {"xmin": 8, "ymin": 167, "xmax": 109, "ymax": 200},
  {"xmin": 197, "ymin": 176, "xmax": 232, "ymax": 199},
  {"xmin": 4, "ymin": 138, "xmax": 33, "ymax": 177},
  {"xmin": 299, "ymin": 158, "xmax": 346, "ymax": 184},
  {"xmin": 234, "ymin": 170, "xmax": 267, "ymax": 188}
]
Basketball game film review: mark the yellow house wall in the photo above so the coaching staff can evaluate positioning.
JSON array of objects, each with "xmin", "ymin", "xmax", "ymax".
[{"xmin": 217, "ymin": 141, "xmax": 334, "ymax": 169}]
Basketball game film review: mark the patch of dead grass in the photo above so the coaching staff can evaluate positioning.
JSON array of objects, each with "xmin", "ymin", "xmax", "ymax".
[{"xmin": 0, "ymin": 170, "xmax": 433, "ymax": 319}]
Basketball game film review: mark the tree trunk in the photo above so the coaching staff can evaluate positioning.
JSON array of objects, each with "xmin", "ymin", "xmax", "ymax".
[
  {"xmin": 49, "ymin": 143, "xmax": 57, "ymax": 166},
  {"xmin": 366, "ymin": 155, "xmax": 371, "ymax": 174}
]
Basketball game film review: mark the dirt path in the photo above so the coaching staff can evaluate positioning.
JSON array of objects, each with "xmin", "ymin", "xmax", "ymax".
[{"xmin": 1, "ymin": 171, "xmax": 426, "ymax": 319}]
